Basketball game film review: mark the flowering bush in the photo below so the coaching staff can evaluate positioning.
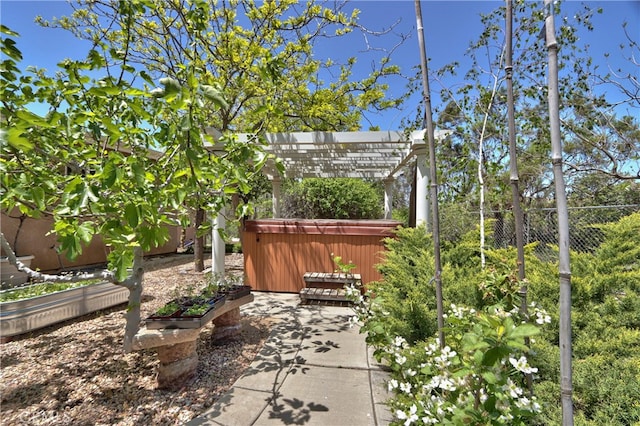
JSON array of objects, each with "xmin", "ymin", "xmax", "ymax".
[{"xmin": 349, "ymin": 285, "xmax": 548, "ymax": 425}]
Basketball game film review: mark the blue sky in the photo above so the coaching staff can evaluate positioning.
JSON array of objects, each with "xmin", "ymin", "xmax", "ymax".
[{"xmin": 1, "ymin": 0, "xmax": 638, "ymax": 130}]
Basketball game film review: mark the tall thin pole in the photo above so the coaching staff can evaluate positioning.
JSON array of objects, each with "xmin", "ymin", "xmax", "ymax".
[
  {"xmin": 544, "ymin": 1, "xmax": 574, "ymax": 424},
  {"xmin": 414, "ymin": 0, "xmax": 444, "ymax": 347},
  {"xmin": 505, "ymin": 0, "xmax": 526, "ymax": 290},
  {"xmin": 505, "ymin": 0, "xmax": 532, "ymax": 395}
]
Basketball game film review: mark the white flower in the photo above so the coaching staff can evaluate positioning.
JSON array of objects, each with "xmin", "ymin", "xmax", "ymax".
[
  {"xmin": 407, "ymin": 404, "xmax": 419, "ymax": 424},
  {"xmin": 405, "ymin": 368, "xmax": 417, "ymax": 377},
  {"xmin": 388, "ymin": 379, "xmax": 398, "ymax": 391},
  {"xmin": 400, "ymin": 381, "xmax": 412, "ymax": 394},
  {"xmin": 503, "ymin": 378, "xmax": 523, "ymax": 399},
  {"xmin": 535, "ymin": 309, "xmax": 551, "ymax": 324},
  {"xmin": 478, "ymin": 387, "xmax": 488, "ymax": 403},
  {"xmin": 396, "ymin": 404, "xmax": 418, "ymax": 426},
  {"xmin": 441, "ymin": 346, "xmax": 457, "ymax": 358},
  {"xmin": 515, "ymin": 396, "xmax": 531, "ymax": 409},
  {"xmin": 427, "ymin": 375, "xmax": 457, "ymax": 392},
  {"xmin": 433, "ymin": 348, "xmax": 456, "ymax": 368},
  {"xmin": 425, "ymin": 342, "xmax": 438, "ymax": 356},
  {"xmin": 348, "ymin": 316, "xmax": 359, "ymax": 328},
  {"xmin": 498, "ymin": 413, "xmax": 514, "ymax": 422},
  {"xmin": 422, "ymin": 416, "xmax": 438, "ymax": 424},
  {"xmin": 395, "ymin": 354, "xmax": 407, "ymax": 365},
  {"xmin": 394, "ymin": 336, "xmax": 407, "ymax": 348},
  {"xmin": 509, "ymin": 356, "xmax": 538, "ymax": 374}
]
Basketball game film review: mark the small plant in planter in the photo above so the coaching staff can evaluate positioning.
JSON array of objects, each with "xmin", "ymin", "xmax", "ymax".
[
  {"xmin": 150, "ymin": 301, "xmax": 181, "ymax": 318},
  {"xmin": 182, "ymin": 303, "xmax": 211, "ymax": 316},
  {"xmin": 205, "ymin": 272, "xmax": 251, "ymax": 300},
  {"xmin": 146, "ymin": 285, "xmax": 227, "ymax": 328}
]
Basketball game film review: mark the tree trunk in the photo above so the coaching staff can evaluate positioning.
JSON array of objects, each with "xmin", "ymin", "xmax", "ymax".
[
  {"xmin": 194, "ymin": 207, "xmax": 205, "ymax": 272},
  {"xmin": 545, "ymin": 1, "xmax": 574, "ymax": 423},
  {"xmin": 122, "ymin": 246, "xmax": 144, "ymax": 353}
]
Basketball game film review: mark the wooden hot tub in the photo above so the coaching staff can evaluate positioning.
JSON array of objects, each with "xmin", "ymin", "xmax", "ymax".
[{"xmin": 242, "ymin": 219, "xmax": 400, "ymax": 293}]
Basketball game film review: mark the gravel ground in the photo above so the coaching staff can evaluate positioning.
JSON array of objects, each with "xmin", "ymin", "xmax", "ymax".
[{"xmin": 0, "ymin": 253, "xmax": 274, "ymax": 426}]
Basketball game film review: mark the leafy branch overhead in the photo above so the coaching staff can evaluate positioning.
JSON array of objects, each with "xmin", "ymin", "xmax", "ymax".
[{"xmin": 40, "ymin": 0, "xmax": 405, "ymax": 133}]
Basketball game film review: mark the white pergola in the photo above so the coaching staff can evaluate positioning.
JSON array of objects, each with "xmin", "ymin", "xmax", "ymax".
[{"xmin": 209, "ymin": 129, "xmax": 449, "ymax": 273}]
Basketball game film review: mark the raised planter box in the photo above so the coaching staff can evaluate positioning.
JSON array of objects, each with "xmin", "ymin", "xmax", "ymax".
[
  {"xmin": 220, "ymin": 285, "xmax": 252, "ymax": 300},
  {"xmin": 0, "ymin": 281, "xmax": 129, "ymax": 338},
  {"xmin": 145, "ymin": 295, "xmax": 227, "ymax": 330},
  {"xmin": 1, "ymin": 255, "xmax": 35, "ymax": 288}
]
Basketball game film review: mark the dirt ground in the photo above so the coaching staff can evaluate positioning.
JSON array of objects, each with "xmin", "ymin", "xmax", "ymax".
[{"xmin": 0, "ymin": 253, "xmax": 274, "ymax": 425}]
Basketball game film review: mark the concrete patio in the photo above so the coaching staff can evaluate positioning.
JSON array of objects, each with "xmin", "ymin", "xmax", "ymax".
[{"xmin": 187, "ymin": 291, "xmax": 393, "ymax": 426}]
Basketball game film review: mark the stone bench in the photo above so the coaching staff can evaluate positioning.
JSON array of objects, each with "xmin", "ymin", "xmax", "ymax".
[
  {"xmin": 132, "ymin": 294, "xmax": 254, "ymax": 390},
  {"xmin": 300, "ymin": 272, "xmax": 362, "ymax": 303}
]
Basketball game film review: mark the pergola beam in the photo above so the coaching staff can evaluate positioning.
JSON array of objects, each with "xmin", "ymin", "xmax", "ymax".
[{"xmin": 204, "ymin": 129, "xmax": 452, "ymax": 274}]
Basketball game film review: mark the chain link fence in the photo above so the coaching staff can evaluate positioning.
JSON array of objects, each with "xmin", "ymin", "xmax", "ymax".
[{"xmin": 440, "ymin": 204, "xmax": 640, "ymax": 262}]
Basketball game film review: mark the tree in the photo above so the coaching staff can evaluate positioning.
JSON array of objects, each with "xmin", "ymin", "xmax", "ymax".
[
  {"xmin": 41, "ymin": 0, "xmax": 406, "ymax": 269},
  {"xmin": 563, "ymin": 99, "xmax": 640, "ymax": 181},
  {"xmin": 404, "ymin": 1, "xmax": 636, "ymax": 211},
  {"xmin": 1, "ymin": 7, "xmax": 269, "ymax": 351}
]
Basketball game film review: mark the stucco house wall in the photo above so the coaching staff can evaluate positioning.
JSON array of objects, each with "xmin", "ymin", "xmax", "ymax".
[{"xmin": 1, "ymin": 209, "xmax": 180, "ymax": 273}]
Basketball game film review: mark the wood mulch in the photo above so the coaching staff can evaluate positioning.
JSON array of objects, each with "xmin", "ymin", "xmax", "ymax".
[{"xmin": 0, "ymin": 253, "xmax": 274, "ymax": 426}]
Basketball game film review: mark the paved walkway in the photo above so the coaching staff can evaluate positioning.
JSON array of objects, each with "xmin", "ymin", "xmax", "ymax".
[{"xmin": 187, "ymin": 292, "xmax": 393, "ymax": 426}]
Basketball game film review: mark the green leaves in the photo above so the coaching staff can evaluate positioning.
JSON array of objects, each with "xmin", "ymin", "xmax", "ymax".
[
  {"xmin": 0, "ymin": 30, "xmax": 22, "ymax": 62},
  {"xmin": 124, "ymin": 204, "xmax": 140, "ymax": 228},
  {"xmin": 4, "ymin": 126, "xmax": 33, "ymax": 150},
  {"xmin": 107, "ymin": 247, "xmax": 134, "ymax": 282},
  {"xmin": 54, "ymin": 220, "xmax": 94, "ymax": 260},
  {"xmin": 158, "ymin": 77, "xmax": 181, "ymax": 99},
  {"xmin": 510, "ymin": 323, "xmax": 540, "ymax": 339},
  {"xmin": 201, "ymin": 84, "xmax": 227, "ymax": 108},
  {"xmin": 283, "ymin": 178, "xmax": 383, "ymax": 220}
]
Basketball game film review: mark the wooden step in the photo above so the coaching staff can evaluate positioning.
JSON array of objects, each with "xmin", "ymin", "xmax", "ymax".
[{"xmin": 299, "ymin": 287, "xmax": 351, "ymax": 303}]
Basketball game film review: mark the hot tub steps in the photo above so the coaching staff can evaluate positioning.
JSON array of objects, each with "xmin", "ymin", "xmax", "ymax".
[
  {"xmin": 299, "ymin": 287, "xmax": 350, "ymax": 303},
  {"xmin": 299, "ymin": 272, "xmax": 361, "ymax": 303}
]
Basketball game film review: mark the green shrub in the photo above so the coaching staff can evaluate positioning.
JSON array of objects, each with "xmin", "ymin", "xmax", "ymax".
[
  {"xmin": 573, "ymin": 355, "xmax": 640, "ymax": 424},
  {"xmin": 365, "ymin": 226, "xmax": 439, "ymax": 347},
  {"xmin": 351, "ymin": 211, "xmax": 640, "ymax": 425},
  {"xmin": 282, "ymin": 178, "xmax": 382, "ymax": 219}
]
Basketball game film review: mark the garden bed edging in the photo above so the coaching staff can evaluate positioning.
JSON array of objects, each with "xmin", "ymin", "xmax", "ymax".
[{"xmin": 0, "ymin": 281, "xmax": 129, "ymax": 339}]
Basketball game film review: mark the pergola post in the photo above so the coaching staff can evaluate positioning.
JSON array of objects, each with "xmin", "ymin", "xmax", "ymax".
[
  {"xmin": 384, "ymin": 178, "xmax": 394, "ymax": 220},
  {"xmin": 271, "ymin": 176, "xmax": 281, "ymax": 218},
  {"xmin": 415, "ymin": 147, "xmax": 429, "ymax": 228},
  {"xmin": 212, "ymin": 206, "xmax": 226, "ymax": 274}
]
